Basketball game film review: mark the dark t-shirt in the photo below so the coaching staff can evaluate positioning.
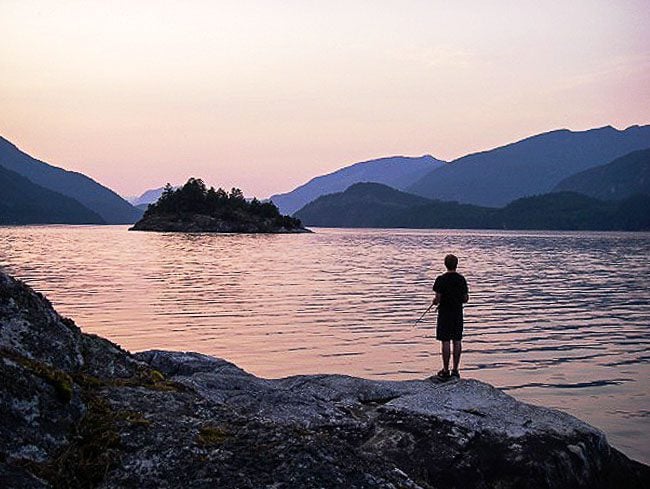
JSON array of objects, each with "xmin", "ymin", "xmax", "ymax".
[{"xmin": 433, "ymin": 272, "xmax": 468, "ymax": 317}]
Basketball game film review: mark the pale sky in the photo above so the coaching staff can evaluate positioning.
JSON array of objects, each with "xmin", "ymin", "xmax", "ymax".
[{"xmin": 1, "ymin": 0, "xmax": 649, "ymax": 198}]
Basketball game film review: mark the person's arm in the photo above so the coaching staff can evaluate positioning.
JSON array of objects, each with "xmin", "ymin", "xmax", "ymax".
[
  {"xmin": 432, "ymin": 277, "xmax": 441, "ymax": 306},
  {"xmin": 462, "ymin": 278, "xmax": 469, "ymax": 303}
]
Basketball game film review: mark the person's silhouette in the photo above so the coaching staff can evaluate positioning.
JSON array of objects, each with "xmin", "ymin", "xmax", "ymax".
[{"xmin": 432, "ymin": 254, "xmax": 469, "ymax": 379}]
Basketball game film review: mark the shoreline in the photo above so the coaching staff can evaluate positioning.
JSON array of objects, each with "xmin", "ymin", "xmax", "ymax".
[{"xmin": 1, "ymin": 269, "xmax": 648, "ymax": 487}]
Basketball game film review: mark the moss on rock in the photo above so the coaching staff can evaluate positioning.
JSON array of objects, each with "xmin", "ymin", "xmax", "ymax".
[
  {"xmin": 1, "ymin": 348, "xmax": 74, "ymax": 404},
  {"xmin": 196, "ymin": 424, "xmax": 231, "ymax": 447}
]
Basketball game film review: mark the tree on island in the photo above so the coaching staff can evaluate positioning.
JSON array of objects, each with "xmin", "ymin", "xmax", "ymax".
[{"xmin": 140, "ymin": 178, "xmax": 304, "ymax": 231}]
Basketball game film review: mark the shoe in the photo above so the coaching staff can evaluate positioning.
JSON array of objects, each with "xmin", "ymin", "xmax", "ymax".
[
  {"xmin": 450, "ymin": 370, "xmax": 460, "ymax": 378},
  {"xmin": 436, "ymin": 369, "xmax": 451, "ymax": 380}
]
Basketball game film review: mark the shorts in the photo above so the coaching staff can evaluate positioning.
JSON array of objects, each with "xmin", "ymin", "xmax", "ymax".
[{"xmin": 436, "ymin": 311, "xmax": 463, "ymax": 341}]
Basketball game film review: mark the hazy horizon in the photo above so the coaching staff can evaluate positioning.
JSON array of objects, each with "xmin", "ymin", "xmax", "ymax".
[
  {"xmin": 6, "ymin": 122, "xmax": 650, "ymax": 201},
  {"xmin": 2, "ymin": 1, "xmax": 649, "ymax": 198}
]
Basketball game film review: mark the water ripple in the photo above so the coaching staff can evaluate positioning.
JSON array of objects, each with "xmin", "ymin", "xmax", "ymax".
[{"xmin": 0, "ymin": 225, "xmax": 648, "ymax": 463}]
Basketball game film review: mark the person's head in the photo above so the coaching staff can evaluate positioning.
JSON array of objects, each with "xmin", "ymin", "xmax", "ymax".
[{"xmin": 444, "ymin": 254, "xmax": 458, "ymax": 271}]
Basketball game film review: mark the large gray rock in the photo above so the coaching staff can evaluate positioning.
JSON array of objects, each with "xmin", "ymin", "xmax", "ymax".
[{"xmin": 1, "ymin": 270, "xmax": 648, "ymax": 488}]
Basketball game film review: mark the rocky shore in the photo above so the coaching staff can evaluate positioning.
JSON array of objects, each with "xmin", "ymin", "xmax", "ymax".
[{"xmin": 1, "ymin": 269, "xmax": 648, "ymax": 488}]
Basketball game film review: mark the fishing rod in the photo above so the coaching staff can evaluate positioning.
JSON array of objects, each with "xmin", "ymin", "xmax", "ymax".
[{"xmin": 414, "ymin": 302, "xmax": 437, "ymax": 326}]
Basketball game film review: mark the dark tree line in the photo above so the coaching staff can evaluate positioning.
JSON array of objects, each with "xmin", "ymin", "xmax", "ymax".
[
  {"xmin": 295, "ymin": 182, "xmax": 650, "ymax": 231},
  {"xmin": 145, "ymin": 178, "xmax": 302, "ymax": 229}
]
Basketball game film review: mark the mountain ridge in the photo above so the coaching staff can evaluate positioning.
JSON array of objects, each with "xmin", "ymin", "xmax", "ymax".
[
  {"xmin": 0, "ymin": 136, "xmax": 142, "ymax": 224},
  {"xmin": 407, "ymin": 125, "xmax": 650, "ymax": 207},
  {"xmin": 129, "ymin": 186, "xmax": 173, "ymax": 206},
  {"xmin": 553, "ymin": 148, "xmax": 650, "ymax": 200},
  {"xmin": 295, "ymin": 182, "xmax": 650, "ymax": 231},
  {"xmin": 0, "ymin": 165, "xmax": 105, "ymax": 225},
  {"xmin": 270, "ymin": 154, "xmax": 445, "ymax": 215}
]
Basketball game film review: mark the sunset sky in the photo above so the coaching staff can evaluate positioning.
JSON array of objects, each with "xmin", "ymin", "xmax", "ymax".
[{"xmin": 1, "ymin": 0, "xmax": 649, "ymax": 198}]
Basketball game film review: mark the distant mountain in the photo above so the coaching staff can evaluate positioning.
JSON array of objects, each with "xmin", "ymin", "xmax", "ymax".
[
  {"xmin": 495, "ymin": 192, "xmax": 613, "ymax": 230},
  {"xmin": 553, "ymin": 148, "xmax": 650, "ymax": 200},
  {"xmin": 0, "ymin": 136, "xmax": 143, "ymax": 224},
  {"xmin": 0, "ymin": 164, "xmax": 105, "ymax": 225},
  {"xmin": 269, "ymin": 155, "xmax": 445, "ymax": 215},
  {"xmin": 408, "ymin": 125, "xmax": 650, "ymax": 207},
  {"xmin": 130, "ymin": 186, "xmax": 172, "ymax": 206},
  {"xmin": 294, "ymin": 182, "xmax": 650, "ymax": 231},
  {"xmin": 499, "ymin": 191, "xmax": 650, "ymax": 231},
  {"xmin": 293, "ymin": 182, "xmax": 434, "ymax": 227},
  {"xmin": 295, "ymin": 183, "xmax": 493, "ymax": 228}
]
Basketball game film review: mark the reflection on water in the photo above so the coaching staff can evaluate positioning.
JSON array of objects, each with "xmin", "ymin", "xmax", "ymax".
[{"xmin": 1, "ymin": 225, "xmax": 649, "ymax": 463}]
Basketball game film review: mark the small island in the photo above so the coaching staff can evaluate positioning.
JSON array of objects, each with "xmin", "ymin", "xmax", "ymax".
[{"xmin": 130, "ymin": 178, "xmax": 310, "ymax": 233}]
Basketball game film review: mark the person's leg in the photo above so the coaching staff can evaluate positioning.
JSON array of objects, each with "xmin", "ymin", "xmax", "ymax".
[
  {"xmin": 441, "ymin": 341, "xmax": 451, "ymax": 372},
  {"xmin": 452, "ymin": 340, "xmax": 462, "ymax": 372}
]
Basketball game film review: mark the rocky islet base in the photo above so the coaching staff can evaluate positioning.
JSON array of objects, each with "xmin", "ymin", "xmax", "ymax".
[{"xmin": 129, "ymin": 212, "xmax": 311, "ymax": 233}]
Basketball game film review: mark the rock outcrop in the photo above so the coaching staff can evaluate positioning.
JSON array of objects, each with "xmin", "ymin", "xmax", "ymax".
[{"xmin": 1, "ymin": 270, "xmax": 648, "ymax": 488}]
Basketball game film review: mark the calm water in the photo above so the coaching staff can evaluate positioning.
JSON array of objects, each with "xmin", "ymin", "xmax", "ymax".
[{"xmin": 1, "ymin": 225, "xmax": 648, "ymax": 464}]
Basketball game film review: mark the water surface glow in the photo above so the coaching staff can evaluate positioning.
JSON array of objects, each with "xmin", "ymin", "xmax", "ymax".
[{"xmin": 1, "ymin": 226, "xmax": 648, "ymax": 464}]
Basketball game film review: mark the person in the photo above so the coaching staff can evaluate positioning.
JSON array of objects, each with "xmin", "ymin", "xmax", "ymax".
[{"xmin": 432, "ymin": 254, "xmax": 469, "ymax": 380}]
